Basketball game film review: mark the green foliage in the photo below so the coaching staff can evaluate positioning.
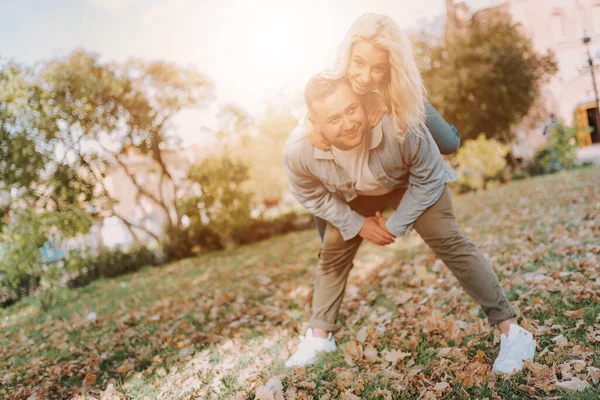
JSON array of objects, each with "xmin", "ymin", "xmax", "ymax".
[
  {"xmin": 176, "ymin": 155, "xmax": 254, "ymax": 250},
  {"xmin": 0, "ymin": 208, "xmax": 92, "ymax": 308},
  {"xmin": 414, "ymin": 9, "xmax": 557, "ymax": 143},
  {"xmin": 66, "ymin": 247, "xmax": 157, "ymax": 288},
  {"xmin": 231, "ymin": 211, "xmax": 313, "ymax": 245},
  {"xmin": 0, "ymin": 211, "xmax": 50, "ymax": 300},
  {"xmin": 527, "ymin": 123, "xmax": 577, "ymax": 176},
  {"xmin": 453, "ymin": 134, "xmax": 510, "ymax": 191},
  {"xmin": 1, "ymin": 50, "xmax": 215, "ymax": 242},
  {"xmin": 0, "ymin": 61, "xmax": 50, "ymax": 220}
]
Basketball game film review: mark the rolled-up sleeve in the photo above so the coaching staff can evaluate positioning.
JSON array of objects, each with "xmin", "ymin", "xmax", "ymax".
[
  {"xmin": 283, "ymin": 147, "xmax": 364, "ymax": 241},
  {"xmin": 385, "ymin": 130, "xmax": 447, "ymax": 236},
  {"xmin": 424, "ymin": 100, "xmax": 460, "ymax": 155}
]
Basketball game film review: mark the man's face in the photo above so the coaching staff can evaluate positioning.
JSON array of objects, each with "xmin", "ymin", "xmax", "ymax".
[{"xmin": 309, "ymin": 82, "xmax": 368, "ymax": 151}]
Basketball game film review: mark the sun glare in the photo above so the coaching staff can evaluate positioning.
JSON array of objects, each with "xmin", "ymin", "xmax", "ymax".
[{"xmin": 217, "ymin": 0, "xmax": 329, "ymax": 98}]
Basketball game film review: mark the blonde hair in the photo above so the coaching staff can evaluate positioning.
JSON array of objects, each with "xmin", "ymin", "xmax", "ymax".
[{"xmin": 326, "ymin": 13, "xmax": 428, "ymax": 139}]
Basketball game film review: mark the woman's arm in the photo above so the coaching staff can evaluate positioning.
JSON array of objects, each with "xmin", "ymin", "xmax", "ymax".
[
  {"xmin": 364, "ymin": 94, "xmax": 460, "ymax": 155},
  {"xmin": 424, "ymin": 100, "xmax": 460, "ymax": 155}
]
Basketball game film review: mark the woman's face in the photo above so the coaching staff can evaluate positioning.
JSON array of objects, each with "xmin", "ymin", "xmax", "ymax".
[{"xmin": 346, "ymin": 40, "xmax": 390, "ymax": 95}]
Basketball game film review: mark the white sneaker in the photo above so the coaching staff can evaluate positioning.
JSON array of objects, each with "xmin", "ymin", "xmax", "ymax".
[
  {"xmin": 492, "ymin": 324, "xmax": 536, "ymax": 374},
  {"xmin": 284, "ymin": 328, "xmax": 337, "ymax": 368}
]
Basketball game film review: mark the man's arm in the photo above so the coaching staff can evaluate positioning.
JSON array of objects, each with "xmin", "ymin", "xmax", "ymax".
[
  {"xmin": 283, "ymin": 147, "xmax": 364, "ymax": 241},
  {"xmin": 385, "ymin": 130, "xmax": 447, "ymax": 236}
]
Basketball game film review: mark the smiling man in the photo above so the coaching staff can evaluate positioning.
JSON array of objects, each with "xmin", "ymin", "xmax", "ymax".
[{"xmin": 282, "ymin": 74, "xmax": 536, "ymax": 374}]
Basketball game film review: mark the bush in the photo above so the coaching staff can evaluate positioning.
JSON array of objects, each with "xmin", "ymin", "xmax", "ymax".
[
  {"xmin": 176, "ymin": 155, "xmax": 254, "ymax": 250},
  {"xmin": 66, "ymin": 247, "xmax": 158, "ymax": 288},
  {"xmin": 527, "ymin": 123, "xmax": 577, "ymax": 176},
  {"xmin": 164, "ymin": 210, "xmax": 314, "ymax": 262},
  {"xmin": 0, "ymin": 211, "xmax": 47, "ymax": 301},
  {"xmin": 0, "ymin": 208, "xmax": 92, "ymax": 309},
  {"xmin": 231, "ymin": 211, "xmax": 314, "ymax": 244},
  {"xmin": 452, "ymin": 134, "xmax": 510, "ymax": 192},
  {"xmin": 163, "ymin": 224, "xmax": 223, "ymax": 261}
]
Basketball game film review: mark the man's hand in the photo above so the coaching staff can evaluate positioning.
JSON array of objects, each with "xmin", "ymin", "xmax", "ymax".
[
  {"xmin": 359, "ymin": 216, "xmax": 395, "ymax": 246},
  {"xmin": 362, "ymin": 92, "xmax": 387, "ymax": 128},
  {"xmin": 374, "ymin": 211, "xmax": 392, "ymax": 232}
]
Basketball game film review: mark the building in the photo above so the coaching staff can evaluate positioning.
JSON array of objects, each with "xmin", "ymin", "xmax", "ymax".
[{"xmin": 446, "ymin": 0, "xmax": 600, "ymax": 152}]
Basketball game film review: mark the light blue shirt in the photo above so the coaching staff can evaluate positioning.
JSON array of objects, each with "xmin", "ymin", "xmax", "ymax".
[{"xmin": 283, "ymin": 114, "xmax": 458, "ymax": 240}]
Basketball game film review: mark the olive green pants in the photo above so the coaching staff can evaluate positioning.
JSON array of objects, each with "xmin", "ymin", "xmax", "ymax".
[{"xmin": 310, "ymin": 185, "xmax": 517, "ymax": 332}]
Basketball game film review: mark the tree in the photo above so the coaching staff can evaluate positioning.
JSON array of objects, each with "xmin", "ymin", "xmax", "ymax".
[
  {"xmin": 0, "ymin": 62, "xmax": 51, "ymax": 225},
  {"xmin": 35, "ymin": 50, "xmax": 214, "ymax": 245},
  {"xmin": 176, "ymin": 155, "xmax": 254, "ymax": 250},
  {"xmin": 414, "ymin": 9, "xmax": 557, "ymax": 144}
]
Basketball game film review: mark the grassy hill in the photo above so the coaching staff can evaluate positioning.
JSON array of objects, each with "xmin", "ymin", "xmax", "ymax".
[{"xmin": 1, "ymin": 166, "xmax": 599, "ymax": 399}]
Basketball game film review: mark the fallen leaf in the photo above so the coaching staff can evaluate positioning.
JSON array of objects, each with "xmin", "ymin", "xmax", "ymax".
[
  {"xmin": 356, "ymin": 326, "xmax": 368, "ymax": 343},
  {"xmin": 584, "ymin": 366, "xmax": 600, "ymax": 385},
  {"xmin": 433, "ymin": 381, "xmax": 450, "ymax": 394},
  {"xmin": 83, "ymin": 371, "xmax": 96, "ymax": 386},
  {"xmin": 343, "ymin": 340, "xmax": 363, "ymax": 365},
  {"xmin": 564, "ymin": 308, "xmax": 584, "ymax": 320},
  {"xmin": 342, "ymin": 390, "xmax": 361, "ymax": 400},
  {"xmin": 364, "ymin": 344, "xmax": 379, "ymax": 361},
  {"xmin": 551, "ymin": 335, "xmax": 568, "ymax": 346},
  {"xmin": 556, "ymin": 378, "xmax": 590, "ymax": 392},
  {"xmin": 394, "ymin": 291, "xmax": 413, "ymax": 305},
  {"xmin": 297, "ymin": 381, "xmax": 316, "ymax": 389},
  {"xmin": 384, "ymin": 350, "xmax": 411, "ymax": 365}
]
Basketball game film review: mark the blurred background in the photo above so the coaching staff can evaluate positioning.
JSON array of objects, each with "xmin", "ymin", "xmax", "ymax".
[{"xmin": 1, "ymin": 0, "xmax": 599, "ymax": 303}]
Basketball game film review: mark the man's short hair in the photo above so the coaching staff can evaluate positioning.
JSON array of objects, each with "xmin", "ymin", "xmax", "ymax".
[{"xmin": 304, "ymin": 74, "xmax": 352, "ymax": 114}]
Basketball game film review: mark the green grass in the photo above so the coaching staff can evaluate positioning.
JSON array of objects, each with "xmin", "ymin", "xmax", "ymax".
[{"xmin": 1, "ymin": 166, "xmax": 600, "ymax": 399}]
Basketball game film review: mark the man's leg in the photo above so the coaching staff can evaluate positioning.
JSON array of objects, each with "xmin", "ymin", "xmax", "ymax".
[
  {"xmin": 285, "ymin": 221, "xmax": 363, "ymax": 367},
  {"xmin": 407, "ymin": 186, "xmax": 536, "ymax": 374},
  {"xmin": 309, "ymin": 221, "xmax": 363, "ymax": 334},
  {"xmin": 314, "ymin": 215, "xmax": 327, "ymax": 243},
  {"xmin": 410, "ymin": 186, "xmax": 517, "ymax": 326}
]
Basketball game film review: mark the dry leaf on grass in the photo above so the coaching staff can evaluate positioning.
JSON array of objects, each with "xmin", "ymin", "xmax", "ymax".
[
  {"xmin": 587, "ymin": 366, "xmax": 600, "ymax": 384},
  {"xmin": 432, "ymin": 381, "xmax": 450, "ymax": 395},
  {"xmin": 297, "ymin": 381, "xmax": 316, "ymax": 390},
  {"xmin": 343, "ymin": 341, "xmax": 363, "ymax": 366},
  {"xmin": 555, "ymin": 377, "xmax": 590, "ymax": 392},
  {"xmin": 383, "ymin": 350, "xmax": 412, "ymax": 365},
  {"xmin": 342, "ymin": 389, "xmax": 361, "ymax": 400}
]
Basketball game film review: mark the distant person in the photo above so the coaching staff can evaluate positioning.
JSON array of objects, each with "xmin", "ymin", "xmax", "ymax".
[
  {"xmin": 542, "ymin": 113, "xmax": 558, "ymax": 136},
  {"xmin": 283, "ymin": 71, "xmax": 536, "ymax": 374},
  {"xmin": 308, "ymin": 13, "xmax": 461, "ymax": 242}
]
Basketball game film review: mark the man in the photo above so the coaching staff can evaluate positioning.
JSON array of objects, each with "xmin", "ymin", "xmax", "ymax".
[
  {"xmin": 282, "ymin": 74, "xmax": 536, "ymax": 374},
  {"xmin": 542, "ymin": 113, "xmax": 558, "ymax": 136}
]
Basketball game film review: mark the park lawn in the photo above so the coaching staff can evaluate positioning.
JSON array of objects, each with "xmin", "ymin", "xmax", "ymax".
[{"xmin": 1, "ymin": 166, "xmax": 599, "ymax": 400}]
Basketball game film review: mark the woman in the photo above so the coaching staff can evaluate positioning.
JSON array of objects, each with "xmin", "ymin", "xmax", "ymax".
[{"xmin": 310, "ymin": 13, "xmax": 460, "ymax": 242}]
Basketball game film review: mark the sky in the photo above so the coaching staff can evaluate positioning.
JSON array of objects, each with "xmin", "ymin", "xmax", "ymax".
[{"xmin": 0, "ymin": 0, "xmax": 498, "ymax": 145}]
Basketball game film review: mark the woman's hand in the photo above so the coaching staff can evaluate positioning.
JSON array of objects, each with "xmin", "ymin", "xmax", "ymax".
[
  {"xmin": 362, "ymin": 92, "xmax": 387, "ymax": 128},
  {"xmin": 304, "ymin": 114, "xmax": 331, "ymax": 151}
]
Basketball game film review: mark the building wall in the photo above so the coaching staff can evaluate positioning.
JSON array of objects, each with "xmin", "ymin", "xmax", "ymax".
[
  {"xmin": 447, "ymin": 0, "xmax": 600, "ymax": 152},
  {"xmin": 500, "ymin": 0, "xmax": 600, "ymax": 127}
]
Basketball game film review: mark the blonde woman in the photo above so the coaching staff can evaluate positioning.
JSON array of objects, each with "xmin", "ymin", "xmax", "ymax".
[{"xmin": 311, "ymin": 13, "xmax": 460, "ymax": 241}]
